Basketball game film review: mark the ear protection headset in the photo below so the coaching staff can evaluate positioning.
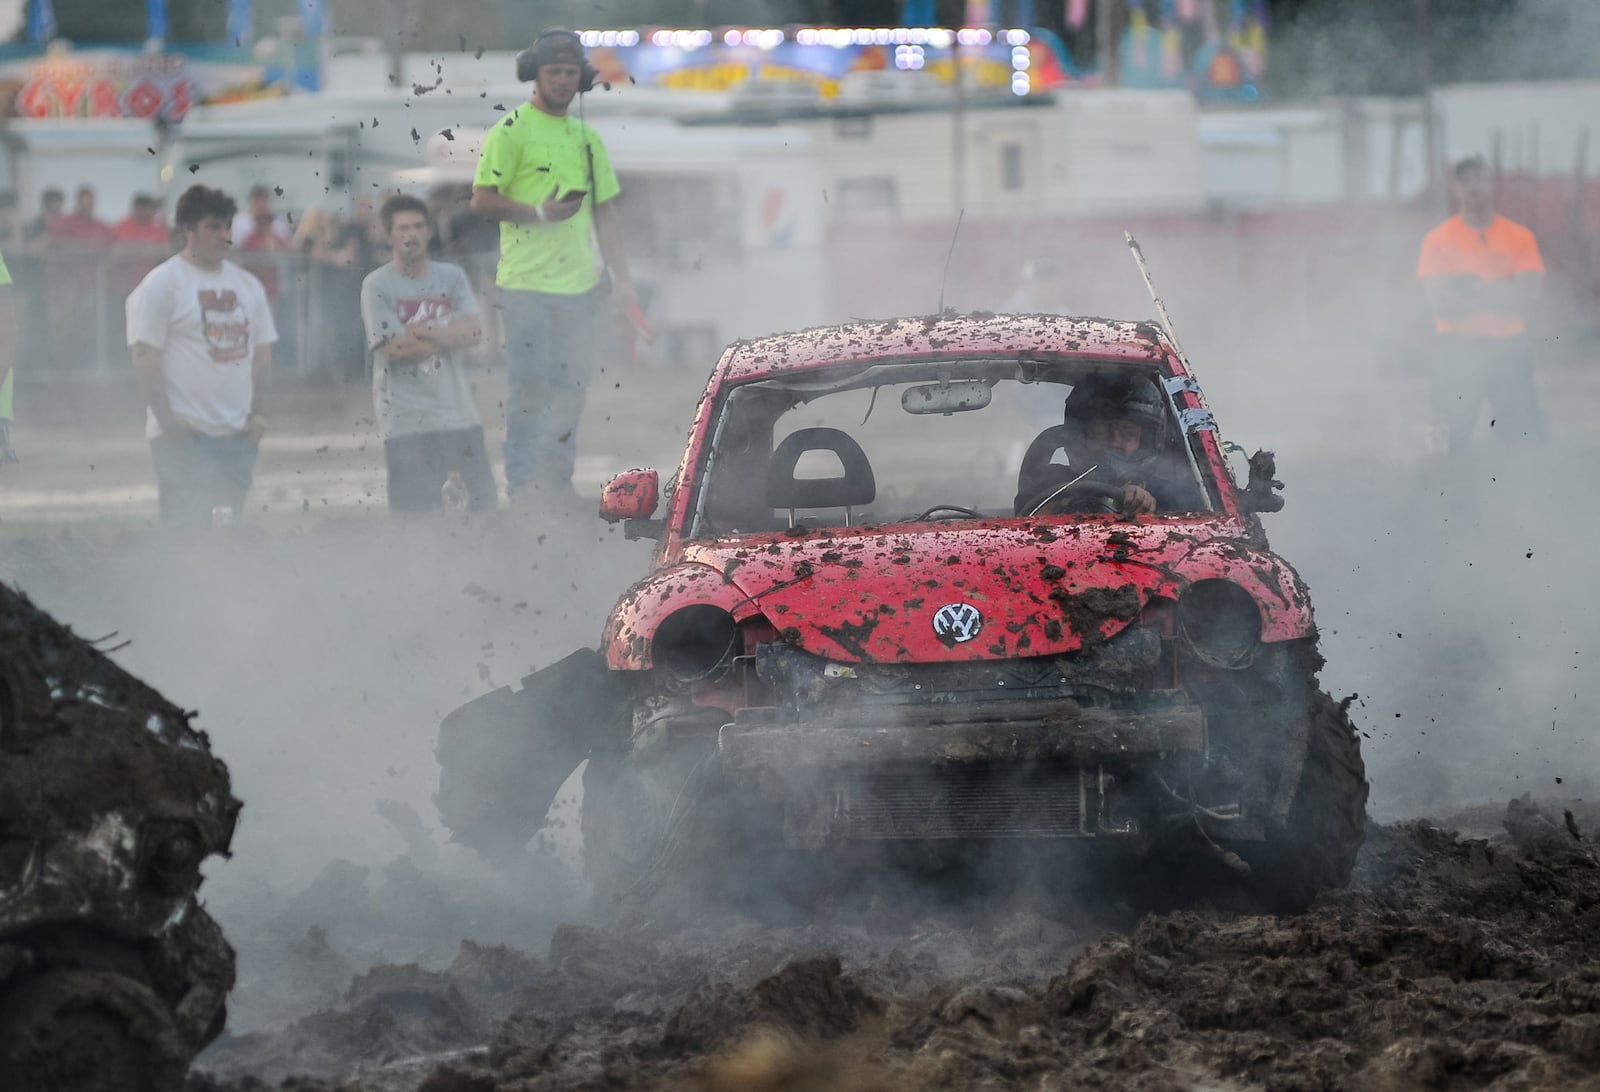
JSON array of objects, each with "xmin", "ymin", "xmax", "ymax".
[{"xmin": 515, "ymin": 29, "xmax": 599, "ymax": 93}]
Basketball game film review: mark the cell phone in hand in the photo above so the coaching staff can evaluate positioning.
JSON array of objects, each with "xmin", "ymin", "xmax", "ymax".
[{"xmin": 558, "ymin": 188, "xmax": 588, "ymax": 202}]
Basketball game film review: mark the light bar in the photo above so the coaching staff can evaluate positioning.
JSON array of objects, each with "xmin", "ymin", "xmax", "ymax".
[{"xmin": 585, "ymin": 27, "xmax": 1031, "ymax": 52}]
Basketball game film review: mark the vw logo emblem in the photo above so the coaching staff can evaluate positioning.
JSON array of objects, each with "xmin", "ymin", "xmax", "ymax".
[{"xmin": 932, "ymin": 602, "xmax": 983, "ymax": 644}]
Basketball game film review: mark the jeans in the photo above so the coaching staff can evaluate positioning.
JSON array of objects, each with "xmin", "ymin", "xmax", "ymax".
[
  {"xmin": 1429, "ymin": 335, "xmax": 1548, "ymax": 452},
  {"xmin": 150, "ymin": 431, "xmax": 258, "ymax": 526},
  {"xmin": 499, "ymin": 287, "xmax": 600, "ymax": 492},
  {"xmin": 383, "ymin": 426, "xmax": 497, "ymax": 512}
]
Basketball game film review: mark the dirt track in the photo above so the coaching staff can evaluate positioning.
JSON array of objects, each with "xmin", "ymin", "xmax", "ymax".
[
  {"xmin": 186, "ymin": 799, "xmax": 1600, "ymax": 1092},
  {"xmin": 4, "ymin": 370, "xmax": 1596, "ymax": 1092}
]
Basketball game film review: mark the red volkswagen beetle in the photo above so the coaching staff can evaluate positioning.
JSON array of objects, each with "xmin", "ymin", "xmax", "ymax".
[{"xmin": 438, "ymin": 313, "xmax": 1367, "ymax": 912}]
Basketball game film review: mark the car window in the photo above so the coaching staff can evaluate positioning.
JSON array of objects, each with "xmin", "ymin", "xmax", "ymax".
[{"xmin": 688, "ymin": 359, "xmax": 1215, "ymax": 536}]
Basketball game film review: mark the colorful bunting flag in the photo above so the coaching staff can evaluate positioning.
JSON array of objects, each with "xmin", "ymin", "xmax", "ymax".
[
  {"xmin": 27, "ymin": 0, "xmax": 56, "ymax": 44},
  {"xmin": 228, "ymin": 0, "xmax": 253, "ymax": 44}
]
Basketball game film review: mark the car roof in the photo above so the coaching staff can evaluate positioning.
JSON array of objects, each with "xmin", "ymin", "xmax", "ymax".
[{"xmin": 718, "ymin": 314, "xmax": 1177, "ymax": 385}]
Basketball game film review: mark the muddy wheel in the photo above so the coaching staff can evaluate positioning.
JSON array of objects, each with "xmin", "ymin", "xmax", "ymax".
[
  {"xmin": 1247, "ymin": 690, "xmax": 1369, "ymax": 913},
  {"xmin": 582, "ymin": 742, "xmax": 715, "ymax": 905},
  {"xmin": 1189, "ymin": 640, "xmax": 1367, "ymax": 913},
  {"xmin": 436, "ymin": 650, "xmax": 625, "ymax": 862},
  {"xmin": 0, "ymin": 970, "xmax": 189, "ymax": 1092}
]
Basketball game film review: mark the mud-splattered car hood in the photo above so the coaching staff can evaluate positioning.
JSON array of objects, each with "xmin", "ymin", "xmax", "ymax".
[{"xmin": 625, "ymin": 515, "xmax": 1305, "ymax": 664}]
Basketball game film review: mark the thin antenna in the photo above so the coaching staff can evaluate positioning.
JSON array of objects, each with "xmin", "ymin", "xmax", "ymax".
[
  {"xmin": 1124, "ymin": 231, "xmax": 1193, "ymax": 367},
  {"xmin": 936, "ymin": 208, "xmax": 965, "ymax": 315},
  {"xmin": 1125, "ymin": 231, "xmax": 1215, "ymax": 511}
]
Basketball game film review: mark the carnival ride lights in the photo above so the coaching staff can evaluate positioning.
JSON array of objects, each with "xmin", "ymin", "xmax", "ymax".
[
  {"xmin": 893, "ymin": 45, "xmax": 926, "ymax": 70},
  {"xmin": 581, "ymin": 27, "xmax": 1037, "ymax": 93},
  {"xmin": 625, "ymin": 27, "xmax": 1032, "ymax": 51},
  {"xmin": 649, "ymin": 29, "xmax": 716, "ymax": 48},
  {"xmin": 578, "ymin": 30, "xmax": 643, "ymax": 48}
]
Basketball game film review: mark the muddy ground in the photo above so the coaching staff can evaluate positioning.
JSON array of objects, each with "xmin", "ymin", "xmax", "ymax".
[{"xmin": 184, "ymin": 798, "xmax": 1600, "ymax": 1092}]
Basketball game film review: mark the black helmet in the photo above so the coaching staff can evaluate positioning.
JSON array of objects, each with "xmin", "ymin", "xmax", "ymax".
[{"xmin": 1061, "ymin": 373, "xmax": 1167, "ymax": 474}]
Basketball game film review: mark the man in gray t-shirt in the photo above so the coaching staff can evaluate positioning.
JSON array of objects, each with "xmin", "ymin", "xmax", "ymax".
[{"xmin": 360, "ymin": 195, "xmax": 493, "ymax": 511}]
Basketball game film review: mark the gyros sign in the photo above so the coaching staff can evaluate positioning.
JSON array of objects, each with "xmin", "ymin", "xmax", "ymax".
[{"xmin": 13, "ymin": 56, "xmax": 195, "ymax": 122}]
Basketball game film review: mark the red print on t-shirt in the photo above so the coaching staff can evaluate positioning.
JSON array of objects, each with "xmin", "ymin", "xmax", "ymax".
[
  {"xmin": 199, "ymin": 289, "xmax": 250, "ymax": 363},
  {"xmin": 398, "ymin": 295, "xmax": 455, "ymax": 326}
]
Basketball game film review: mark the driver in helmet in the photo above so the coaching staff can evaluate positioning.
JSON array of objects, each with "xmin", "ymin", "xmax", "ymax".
[{"xmin": 1016, "ymin": 373, "xmax": 1195, "ymax": 516}]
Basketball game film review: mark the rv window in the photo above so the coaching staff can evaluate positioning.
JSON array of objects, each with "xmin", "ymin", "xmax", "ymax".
[
  {"xmin": 835, "ymin": 178, "xmax": 898, "ymax": 222},
  {"xmin": 1001, "ymin": 144, "xmax": 1024, "ymax": 191}
]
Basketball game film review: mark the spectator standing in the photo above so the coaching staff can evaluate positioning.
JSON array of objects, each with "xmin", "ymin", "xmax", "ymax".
[
  {"xmin": 360, "ymin": 194, "xmax": 493, "ymax": 512},
  {"xmin": 48, "ymin": 185, "xmax": 116, "ymax": 371},
  {"xmin": 425, "ymin": 186, "xmax": 457, "ymax": 259},
  {"xmin": 0, "ymin": 248, "xmax": 18, "ymax": 465},
  {"xmin": 352, "ymin": 196, "xmax": 390, "ymax": 268},
  {"xmin": 114, "ymin": 194, "xmax": 170, "ymax": 249},
  {"xmin": 470, "ymin": 28, "xmax": 636, "ymax": 507},
  {"xmin": 0, "ymin": 192, "xmax": 20, "ymax": 252},
  {"xmin": 14, "ymin": 190, "xmax": 56, "ymax": 374},
  {"xmin": 51, "ymin": 184, "xmax": 116, "ymax": 248},
  {"xmin": 1417, "ymin": 155, "xmax": 1547, "ymax": 451},
  {"xmin": 127, "ymin": 185, "xmax": 277, "ymax": 526},
  {"xmin": 444, "ymin": 188, "xmax": 502, "ymax": 357},
  {"xmin": 292, "ymin": 204, "xmax": 372, "ymax": 382},
  {"xmin": 113, "ymin": 195, "xmax": 171, "ymax": 282},
  {"xmin": 237, "ymin": 193, "xmax": 295, "ymax": 369},
  {"xmin": 111, "ymin": 195, "xmax": 172, "ymax": 354},
  {"xmin": 22, "ymin": 188, "xmax": 63, "ymax": 250},
  {"xmin": 231, "ymin": 184, "xmax": 291, "ymax": 245},
  {"xmin": 238, "ymin": 193, "xmax": 290, "ymax": 301}
]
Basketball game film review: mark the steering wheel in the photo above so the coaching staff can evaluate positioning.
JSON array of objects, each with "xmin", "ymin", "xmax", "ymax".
[
  {"xmin": 1023, "ymin": 478, "xmax": 1125, "ymax": 517},
  {"xmin": 914, "ymin": 504, "xmax": 985, "ymax": 521}
]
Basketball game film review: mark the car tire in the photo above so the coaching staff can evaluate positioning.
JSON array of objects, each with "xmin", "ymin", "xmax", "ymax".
[
  {"xmin": 582, "ymin": 742, "xmax": 714, "ymax": 906},
  {"xmin": 0, "ymin": 970, "xmax": 188, "ymax": 1092},
  {"xmin": 1249, "ymin": 689, "xmax": 1369, "ymax": 913},
  {"xmin": 436, "ymin": 650, "xmax": 622, "ymax": 863},
  {"xmin": 1193, "ymin": 639, "xmax": 1369, "ymax": 913}
]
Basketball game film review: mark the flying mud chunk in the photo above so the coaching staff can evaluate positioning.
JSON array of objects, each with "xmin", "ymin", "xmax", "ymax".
[
  {"xmin": 438, "ymin": 313, "xmax": 1367, "ymax": 913},
  {"xmin": 0, "ymin": 583, "xmax": 240, "ymax": 1090}
]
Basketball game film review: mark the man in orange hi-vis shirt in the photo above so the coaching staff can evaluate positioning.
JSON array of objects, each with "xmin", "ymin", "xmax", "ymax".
[{"xmin": 1416, "ymin": 155, "xmax": 1547, "ymax": 452}]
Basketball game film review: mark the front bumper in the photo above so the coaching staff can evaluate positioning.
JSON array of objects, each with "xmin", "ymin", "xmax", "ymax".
[
  {"xmin": 718, "ymin": 696, "xmax": 1204, "ymax": 844},
  {"xmin": 720, "ymin": 695, "xmax": 1204, "ymax": 769}
]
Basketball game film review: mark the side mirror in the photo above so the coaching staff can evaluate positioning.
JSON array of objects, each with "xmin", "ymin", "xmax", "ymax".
[
  {"xmin": 1241, "ymin": 449, "xmax": 1285, "ymax": 514},
  {"xmin": 599, "ymin": 469, "xmax": 663, "ymax": 537}
]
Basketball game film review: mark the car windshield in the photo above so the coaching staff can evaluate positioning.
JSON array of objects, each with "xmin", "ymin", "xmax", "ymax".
[{"xmin": 688, "ymin": 357, "xmax": 1217, "ymax": 537}]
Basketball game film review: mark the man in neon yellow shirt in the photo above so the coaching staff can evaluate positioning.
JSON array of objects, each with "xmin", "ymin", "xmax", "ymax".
[
  {"xmin": 470, "ymin": 28, "xmax": 636, "ymax": 505},
  {"xmin": 0, "ymin": 249, "xmax": 17, "ymax": 464}
]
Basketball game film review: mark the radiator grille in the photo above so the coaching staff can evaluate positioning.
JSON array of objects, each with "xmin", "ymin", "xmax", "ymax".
[{"xmin": 841, "ymin": 766, "xmax": 1093, "ymax": 840}]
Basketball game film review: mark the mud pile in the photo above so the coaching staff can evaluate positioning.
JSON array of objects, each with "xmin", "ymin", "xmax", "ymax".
[
  {"xmin": 0, "ymin": 581, "xmax": 239, "ymax": 1087},
  {"xmin": 192, "ymin": 797, "xmax": 1600, "ymax": 1092}
]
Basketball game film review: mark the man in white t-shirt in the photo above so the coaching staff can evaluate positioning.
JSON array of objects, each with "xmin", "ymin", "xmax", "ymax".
[{"xmin": 128, "ymin": 185, "xmax": 278, "ymax": 526}]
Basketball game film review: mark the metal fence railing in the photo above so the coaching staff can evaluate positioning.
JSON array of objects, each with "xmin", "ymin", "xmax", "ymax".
[{"xmin": 9, "ymin": 249, "xmax": 503, "ymax": 383}]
